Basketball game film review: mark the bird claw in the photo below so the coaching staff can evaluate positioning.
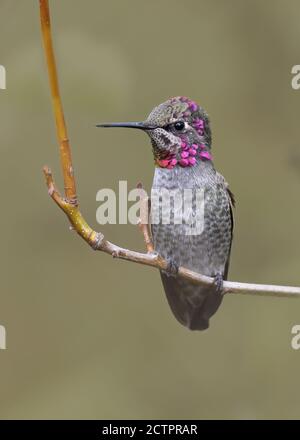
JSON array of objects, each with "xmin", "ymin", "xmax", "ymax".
[
  {"xmin": 214, "ymin": 273, "xmax": 224, "ymax": 294},
  {"xmin": 165, "ymin": 258, "xmax": 179, "ymax": 276}
]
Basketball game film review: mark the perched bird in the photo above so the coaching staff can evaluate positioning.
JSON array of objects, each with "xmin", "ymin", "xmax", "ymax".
[{"xmin": 97, "ymin": 96, "xmax": 234, "ymax": 330}]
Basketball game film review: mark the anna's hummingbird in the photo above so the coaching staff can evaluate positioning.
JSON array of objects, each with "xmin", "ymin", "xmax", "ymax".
[{"xmin": 97, "ymin": 96, "xmax": 234, "ymax": 330}]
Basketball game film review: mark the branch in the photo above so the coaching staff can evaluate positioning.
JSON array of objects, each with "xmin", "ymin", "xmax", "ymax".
[
  {"xmin": 40, "ymin": 0, "xmax": 77, "ymax": 204},
  {"xmin": 39, "ymin": 0, "xmax": 300, "ymax": 299}
]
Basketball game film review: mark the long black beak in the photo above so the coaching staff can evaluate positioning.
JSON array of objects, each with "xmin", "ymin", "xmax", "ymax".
[{"xmin": 96, "ymin": 121, "xmax": 157, "ymax": 131}]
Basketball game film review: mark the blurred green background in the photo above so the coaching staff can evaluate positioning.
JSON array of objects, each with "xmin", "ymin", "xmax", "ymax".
[{"xmin": 0, "ymin": 0, "xmax": 300, "ymax": 419}]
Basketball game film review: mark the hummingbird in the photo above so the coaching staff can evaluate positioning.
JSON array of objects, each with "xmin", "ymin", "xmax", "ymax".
[{"xmin": 97, "ymin": 96, "xmax": 234, "ymax": 330}]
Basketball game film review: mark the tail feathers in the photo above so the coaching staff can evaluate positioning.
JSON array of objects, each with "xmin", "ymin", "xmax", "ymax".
[{"xmin": 160, "ymin": 272, "xmax": 223, "ymax": 331}]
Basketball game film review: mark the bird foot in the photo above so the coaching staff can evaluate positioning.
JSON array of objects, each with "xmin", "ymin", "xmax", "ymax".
[
  {"xmin": 214, "ymin": 273, "xmax": 224, "ymax": 294},
  {"xmin": 165, "ymin": 258, "xmax": 179, "ymax": 276}
]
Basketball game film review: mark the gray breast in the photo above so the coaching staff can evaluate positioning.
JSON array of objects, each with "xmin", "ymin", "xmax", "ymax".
[{"xmin": 151, "ymin": 161, "xmax": 232, "ymax": 276}]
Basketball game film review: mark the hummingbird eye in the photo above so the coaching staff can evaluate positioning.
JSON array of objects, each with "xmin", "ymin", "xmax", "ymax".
[{"xmin": 174, "ymin": 121, "xmax": 185, "ymax": 131}]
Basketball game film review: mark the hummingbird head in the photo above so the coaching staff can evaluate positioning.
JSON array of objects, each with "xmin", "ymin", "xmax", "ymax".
[
  {"xmin": 145, "ymin": 96, "xmax": 212, "ymax": 168},
  {"xmin": 97, "ymin": 96, "xmax": 212, "ymax": 169}
]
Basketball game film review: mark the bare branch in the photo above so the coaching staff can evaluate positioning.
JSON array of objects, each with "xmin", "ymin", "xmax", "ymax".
[
  {"xmin": 39, "ymin": 0, "xmax": 300, "ymax": 299},
  {"xmin": 137, "ymin": 182, "xmax": 154, "ymax": 253},
  {"xmin": 40, "ymin": 0, "xmax": 77, "ymax": 204}
]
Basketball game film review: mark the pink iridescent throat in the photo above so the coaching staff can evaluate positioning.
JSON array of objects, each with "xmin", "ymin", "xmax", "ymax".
[{"xmin": 156, "ymin": 140, "xmax": 212, "ymax": 169}]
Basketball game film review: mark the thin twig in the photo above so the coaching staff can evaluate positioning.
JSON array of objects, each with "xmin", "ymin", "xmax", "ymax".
[
  {"xmin": 40, "ymin": 0, "xmax": 77, "ymax": 204},
  {"xmin": 137, "ymin": 182, "xmax": 154, "ymax": 253},
  {"xmin": 39, "ymin": 0, "xmax": 300, "ymax": 299}
]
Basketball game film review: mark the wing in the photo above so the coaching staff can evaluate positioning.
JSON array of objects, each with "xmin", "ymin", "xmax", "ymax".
[{"xmin": 223, "ymin": 183, "xmax": 235, "ymax": 280}]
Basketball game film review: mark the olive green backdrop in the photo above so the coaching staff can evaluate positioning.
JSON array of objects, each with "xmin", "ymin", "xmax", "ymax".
[{"xmin": 0, "ymin": 0, "xmax": 300, "ymax": 419}]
